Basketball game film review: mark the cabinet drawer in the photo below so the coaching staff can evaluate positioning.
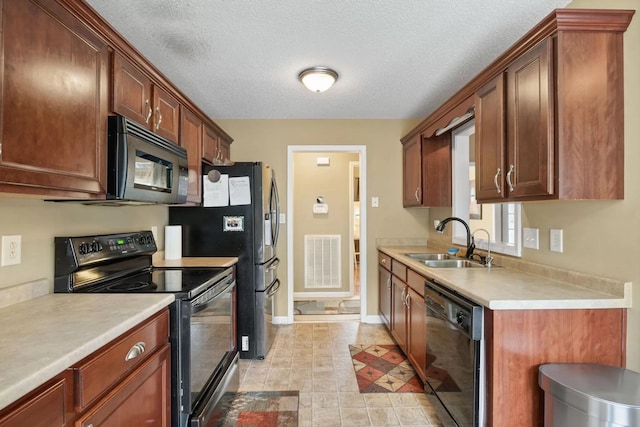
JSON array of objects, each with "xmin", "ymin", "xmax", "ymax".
[
  {"xmin": 0, "ymin": 371, "xmax": 73, "ymax": 427},
  {"xmin": 407, "ymin": 269, "xmax": 426, "ymax": 297},
  {"xmin": 378, "ymin": 252, "xmax": 391, "ymax": 271},
  {"xmin": 391, "ymin": 259, "xmax": 407, "ymax": 281},
  {"xmin": 74, "ymin": 309, "xmax": 169, "ymax": 411}
]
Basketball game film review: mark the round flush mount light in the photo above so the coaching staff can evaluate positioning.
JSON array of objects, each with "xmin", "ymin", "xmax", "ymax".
[{"xmin": 298, "ymin": 67, "xmax": 339, "ymax": 93}]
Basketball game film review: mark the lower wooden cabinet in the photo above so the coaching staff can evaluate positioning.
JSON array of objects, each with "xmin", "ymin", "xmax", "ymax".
[
  {"xmin": 0, "ymin": 371, "xmax": 73, "ymax": 427},
  {"xmin": 378, "ymin": 265, "xmax": 392, "ymax": 328},
  {"xmin": 406, "ymin": 287, "xmax": 427, "ymax": 381},
  {"xmin": 383, "ymin": 252, "xmax": 428, "ymax": 382},
  {"xmin": 0, "ymin": 310, "xmax": 170, "ymax": 427},
  {"xmin": 75, "ymin": 344, "xmax": 170, "ymax": 427}
]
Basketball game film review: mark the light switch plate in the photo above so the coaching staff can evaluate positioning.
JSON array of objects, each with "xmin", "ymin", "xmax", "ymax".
[
  {"xmin": 371, "ymin": 197, "xmax": 379, "ymax": 208},
  {"xmin": 279, "ymin": 213, "xmax": 286, "ymax": 224},
  {"xmin": 550, "ymin": 229, "xmax": 563, "ymax": 253},
  {"xmin": 1, "ymin": 235, "xmax": 22, "ymax": 266},
  {"xmin": 523, "ymin": 228, "xmax": 539, "ymax": 250}
]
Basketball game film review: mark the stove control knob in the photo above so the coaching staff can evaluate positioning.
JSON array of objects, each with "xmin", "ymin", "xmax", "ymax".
[
  {"xmin": 91, "ymin": 241, "xmax": 103, "ymax": 253},
  {"xmin": 78, "ymin": 242, "xmax": 90, "ymax": 255}
]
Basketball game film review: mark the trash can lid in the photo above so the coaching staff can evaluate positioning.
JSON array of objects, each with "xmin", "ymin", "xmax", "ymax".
[{"xmin": 539, "ymin": 364, "xmax": 640, "ymax": 424}]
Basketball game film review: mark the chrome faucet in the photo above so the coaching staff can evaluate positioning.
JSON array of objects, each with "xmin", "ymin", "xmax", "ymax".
[
  {"xmin": 435, "ymin": 217, "xmax": 475, "ymax": 259},
  {"xmin": 471, "ymin": 228, "xmax": 494, "ymax": 268}
]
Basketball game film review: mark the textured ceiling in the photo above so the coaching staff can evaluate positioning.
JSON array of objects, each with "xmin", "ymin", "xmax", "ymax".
[{"xmin": 85, "ymin": 0, "xmax": 571, "ymax": 119}]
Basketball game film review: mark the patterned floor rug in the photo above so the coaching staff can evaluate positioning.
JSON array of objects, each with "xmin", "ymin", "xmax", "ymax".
[
  {"xmin": 212, "ymin": 390, "xmax": 299, "ymax": 427},
  {"xmin": 349, "ymin": 344, "xmax": 424, "ymax": 393}
]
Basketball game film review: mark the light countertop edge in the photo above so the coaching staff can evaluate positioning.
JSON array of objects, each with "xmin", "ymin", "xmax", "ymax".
[
  {"xmin": 378, "ymin": 246, "xmax": 631, "ymax": 310},
  {"xmin": 152, "ymin": 253, "xmax": 238, "ymax": 268},
  {"xmin": 0, "ymin": 293, "xmax": 174, "ymax": 412}
]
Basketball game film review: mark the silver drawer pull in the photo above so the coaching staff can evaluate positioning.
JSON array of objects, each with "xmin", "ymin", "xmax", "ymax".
[{"xmin": 125, "ymin": 341, "xmax": 146, "ymax": 361}]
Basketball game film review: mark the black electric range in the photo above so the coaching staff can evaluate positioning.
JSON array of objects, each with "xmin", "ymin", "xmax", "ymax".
[{"xmin": 53, "ymin": 230, "xmax": 239, "ymax": 427}]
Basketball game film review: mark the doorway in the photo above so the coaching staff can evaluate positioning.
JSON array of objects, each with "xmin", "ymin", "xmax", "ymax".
[{"xmin": 286, "ymin": 145, "xmax": 367, "ymax": 323}]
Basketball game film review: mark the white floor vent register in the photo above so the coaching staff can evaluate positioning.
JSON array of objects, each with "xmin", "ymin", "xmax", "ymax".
[{"xmin": 304, "ymin": 235, "xmax": 341, "ymax": 289}]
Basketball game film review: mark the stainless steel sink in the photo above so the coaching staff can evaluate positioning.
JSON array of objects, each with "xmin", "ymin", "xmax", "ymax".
[
  {"xmin": 405, "ymin": 253, "xmax": 451, "ymax": 261},
  {"xmin": 422, "ymin": 259, "xmax": 487, "ymax": 268}
]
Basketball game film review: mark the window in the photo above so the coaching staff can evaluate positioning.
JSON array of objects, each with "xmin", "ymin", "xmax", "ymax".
[{"xmin": 451, "ymin": 120, "xmax": 522, "ymax": 257}]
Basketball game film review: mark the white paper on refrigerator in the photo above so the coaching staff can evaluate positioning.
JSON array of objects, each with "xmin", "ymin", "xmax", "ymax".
[
  {"xmin": 229, "ymin": 176, "xmax": 251, "ymax": 205},
  {"xmin": 203, "ymin": 174, "xmax": 229, "ymax": 207}
]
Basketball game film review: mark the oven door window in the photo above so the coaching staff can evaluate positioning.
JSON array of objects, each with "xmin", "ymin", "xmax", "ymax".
[
  {"xmin": 134, "ymin": 150, "xmax": 172, "ymax": 193},
  {"xmin": 190, "ymin": 282, "xmax": 235, "ymax": 406}
]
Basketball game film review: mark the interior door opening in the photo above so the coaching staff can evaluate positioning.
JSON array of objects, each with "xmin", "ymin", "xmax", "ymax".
[{"xmin": 286, "ymin": 146, "xmax": 366, "ymax": 323}]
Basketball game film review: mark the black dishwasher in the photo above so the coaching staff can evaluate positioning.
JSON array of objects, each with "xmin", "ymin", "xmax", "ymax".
[{"xmin": 424, "ymin": 279, "xmax": 485, "ymax": 427}]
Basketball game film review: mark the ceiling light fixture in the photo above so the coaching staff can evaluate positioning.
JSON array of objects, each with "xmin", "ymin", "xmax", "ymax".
[{"xmin": 298, "ymin": 67, "xmax": 339, "ymax": 93}]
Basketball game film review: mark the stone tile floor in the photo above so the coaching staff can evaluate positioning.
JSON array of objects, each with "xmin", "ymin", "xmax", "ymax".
[{"xmin": 238, "ymin": 321, "xmax": 443, "ymax": 426}]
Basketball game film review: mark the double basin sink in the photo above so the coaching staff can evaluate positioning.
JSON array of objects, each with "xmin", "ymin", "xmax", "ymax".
[{"xmin": 404, "ymin": 253, "xmax": 496, "ymax": 268}]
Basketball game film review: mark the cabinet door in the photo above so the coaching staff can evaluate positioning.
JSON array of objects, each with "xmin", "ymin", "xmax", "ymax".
[
  {"xmin": 75, "ymin": 344, "xmax": 171, "ymax": 427},
  {"xmin": 402, "ymin": 135, "xmax": 422, "ymax": 207},
  {"xmin": 406, "ymin": 287, "xmax": 427, "ymax": 382},
  {"xmin": 0, "ymin": 0, "xmax": 108, "ymax": 198},
  {"xmin": 152, "ymin": 86, "xmax": 180, "ymax": 143},
  {"xmin": 180, "ymin": 107, "xmax": 203, "ymax": 204},
  {"xmin": 390, "ymin": 278, "xmax": 407, "ymax": 351},
  {"xmin": 112, "ymin": 53, "xmax": 153, "ymax": 127},
  {"xmin": 378, "ymin": 265, "xmax": 392, "ymax": 328},
  {"xmin": 0, "ymin": 371, "xmax": 73, "ymax": 427},
  {"xmin": 475, "ymin": 74, "xmax": 507, "ymax": 202},
  {"xmin": 422, "ymin": 133, "xmax": 451, "ymax": 207},
  {"xmin": 202, "ymin": 125, "xmax": 219, "ymax": 164},
  {"xmin": 506, "ymin": 39, "xmax": 554, "ymax": 199},
  {"xmin": 219, "ymin": 139, "xmax": 231, "ymax": 164}
]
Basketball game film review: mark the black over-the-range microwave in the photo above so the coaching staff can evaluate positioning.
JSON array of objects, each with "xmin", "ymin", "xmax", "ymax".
[{"xmin": 106, "ymin": 115, "xmax": 188, "ymax": 205}]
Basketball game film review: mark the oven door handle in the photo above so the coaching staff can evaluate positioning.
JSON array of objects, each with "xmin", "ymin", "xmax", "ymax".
[
  {"xmin": 266, "ymin": 279, "xmax": 281, "ymax": 298},
  {"xmin": 192, "ymin": 278, "xmax": 236, "ymax": 312}
]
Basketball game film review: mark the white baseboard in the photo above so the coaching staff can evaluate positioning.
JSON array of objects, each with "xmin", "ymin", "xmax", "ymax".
[
  {"xmin": 362, "ymin": 315, "xmax": 384, "ymax": 324},
  {"xmin": 294, "ymin": 291, "xmax": 354, "ymax": 299},
  {"xmin": 272, "ymin": 316, "xmax": 292, "ymax": 325}
]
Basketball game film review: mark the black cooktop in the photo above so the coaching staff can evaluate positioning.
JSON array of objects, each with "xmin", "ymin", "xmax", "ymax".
[{"xmin": 87, "ymin": 267, "xmax": 231, "ymax": 299}]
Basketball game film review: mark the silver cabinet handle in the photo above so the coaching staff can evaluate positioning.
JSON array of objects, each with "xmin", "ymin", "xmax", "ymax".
[
  {"xmin": 506, "ymin": 164, "xmax": 515, "ymax": 192},
  {"xmin": 144, "ymin": 100, "xmax": 152, "ymax": 124},
  {"xmin": 155, "ymin": 107, "xmax": 163, "ymax": 130},
  {"xmin": 125, "ymin": 341, "xmax": 146, "ymax": 361},
  {"xmin": 494, "ymin": 168, "xmax": 502, "ymax": 194},
  {"xmin": 405, "ymin": 293, "xmax": 410, "ymax": 310},
  {"xmin": 414, "ymin": 187, "xmax": 420, "ymax": 202},
  {"xmin": 401, "ymin": 287, "xmax": 406, "ymax": 307},
  {"xmin": 386, "ymin": 275, "xmax": 391, "ymax": 289}
]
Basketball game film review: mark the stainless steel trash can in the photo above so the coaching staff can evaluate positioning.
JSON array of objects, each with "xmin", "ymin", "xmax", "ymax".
[{"xmin": 539, "ymin": 363, "xmax": 640, "ymax": 427}]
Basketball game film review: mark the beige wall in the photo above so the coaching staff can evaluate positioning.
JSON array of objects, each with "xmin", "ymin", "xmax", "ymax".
[
  {"xmin": 432, "ymin": 0, "xmax": 640, "ymax": 370},
  {"xmin": 292, "ymin": 152, "xmax": 359, "ymax": 295},
  {"xmin": 0, "ymin": 197, "xmax": 167, "ymax": 289},
  {"xmin": 215, "ymin": 119, "xmax": 427, "ymax": 318}
]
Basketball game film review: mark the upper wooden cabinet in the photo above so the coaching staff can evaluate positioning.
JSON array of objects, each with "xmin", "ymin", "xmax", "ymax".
[
  {"xmin": 0, "ymin": 0, "xmax": 109, "ymax": 199},
  {"xmin": 404, "ymin": 9, "xmax": 634, "ymax": 203},
  {"xmin": 402, "ymin": 135, "xmax": 422, "ymax": 206},
  {"xmin": 180, "ymin": 107, "xmax": 204, "ymax": 204},
  {"xmin": 112, "ymin": 53, "xmax": 180, "ymax": 143},
  {"xmin": 203, "ymin": 124, "xmax": 232, "ymax": 166},
  {"xmin": 402, "ymin": 133, "xmax": 451, "ymax": 208}
]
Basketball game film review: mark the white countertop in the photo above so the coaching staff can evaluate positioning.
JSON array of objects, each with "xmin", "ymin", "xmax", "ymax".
[
  {"xmin": 0, "ymin": 293, "xmax": 174, "ymax": 412},
  {"xmin": 379, "ymin": 246, "xmax": 631, "ymax": 310}
]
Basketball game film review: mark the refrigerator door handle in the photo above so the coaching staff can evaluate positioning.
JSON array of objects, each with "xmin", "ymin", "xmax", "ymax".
[
  {"xmin": 266, "ymin": 257, "xmax": 280, "ymax": 272},
  {"xmin": 266, "ymin": 278, "xmax": 281, "ymax": 298},
  {"xmin": 270, "ymin": 172, "xmax": 280, "ymax": 248}
]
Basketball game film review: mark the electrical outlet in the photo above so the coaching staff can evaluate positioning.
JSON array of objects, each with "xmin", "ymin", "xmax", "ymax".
[
  {"xmin": 241, "ymin": 336, "xmax": 249, "ymax": 351},
  {"xmin": 371, "ymin": 197, "xmax": 379, "ymax": 208},
  {"xmin": 550, "ymin": 229, "xmax": 563, "ymax": 253},
  {"xmin": 279, "ymin": 213, "xmax": 286, "ymax": 224},
  {"xmin": 523, "ymin": 228, "xmax": 539, "ymax": 250},
  {"xmin": 1, "ymin": 235, "xmax": 22, "ymax": 266}
]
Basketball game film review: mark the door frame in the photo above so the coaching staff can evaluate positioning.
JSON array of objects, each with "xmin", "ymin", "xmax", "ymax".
[{"xmin": 286, "ymin": 145, "xmax": 367, "ymax": 323}]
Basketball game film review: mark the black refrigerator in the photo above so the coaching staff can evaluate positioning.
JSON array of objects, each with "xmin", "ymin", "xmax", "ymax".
[{"xmin": 169, "ymin": 162, "xmax": 280, "ymax": 359}]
